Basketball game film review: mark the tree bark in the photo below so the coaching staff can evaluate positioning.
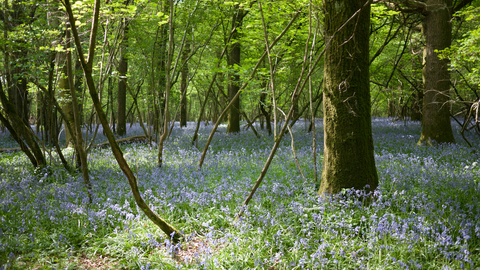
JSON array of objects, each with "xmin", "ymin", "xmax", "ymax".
[
  {"xmin": 59, "ymin": 64, "xmax": 76, "ymax": 147},
  {"xmin": 3, "ymin": 1, "xmax": 33, "ymax": 127},
  {"xmin": 0, "ymin": 111, "xmax": 37, "ymax": 166},
  {"xmin": 411, "ymin": 90, "xmax": 423, "ymax": 121},
  {"xmin": 418, "ymin": 0, "xmax": 455, "ymax": 144},
  {"xmin": 180, "ymin": 31, "xmax": 190, "ymax": 128},
  {"xmin": 117, "ymin": 18, "xmax": 128, "ymax": 136},
  {"xmin": 319, "ymin": 0, "xmax": 378, "ymax": 195},
  {"xmin": 227, "ymin": 5, "xmax": 244, "ymax": 133},
  {"xmin": 259, "ymin": 92, "xmax": 272, "ymax": 135},
  {"xmin": 0, "ymin": 82, "xmax": 46, "ymax": 167},
  {"xmin": 158, "ymin": 0, "xmax": 174, "ymax": 168}
]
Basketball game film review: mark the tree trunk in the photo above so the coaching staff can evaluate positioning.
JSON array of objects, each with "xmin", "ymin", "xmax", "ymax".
[
  {"xmin": 156, "ymin": 2, "xmax": 169, "ymax": 136},
  {"xmin": 59, "ymin": 64, "xmax": 76, "ymax": 147},
  {"xmin": 180, "ymin": 31, "xmax": 190, "ymax": 128},
  {"xmin": 4, "ymin": 2, "xmax": 32, "ymax": 125},
  {"xmin": 319, "ymin": 0, "xmax": 378, "ymax": 195},
  {"xmin": 259, "ymin": 92, "xmax": 272, "ymax": 135},
  {"xmin": 411, "ymin": 90, "xmax": 423, "ymax": 121},
  {"xmin": 418, "ymin": 0, "xmax": 455, "ymax": 145},
  {"xmin": 7, "ymin": 52, "xmax": 30, "ymax": 125},
  {"xmin": 387, "ymin": 100, "xmax": 395, "ymax": 118},
  {"xmin": 0, "ymin": 83, "xmax": 46, "ymax": 167},
  {"xmin": 158, "ymin": 0, "xmax": 174, "ymax": 167},
  {"xmin": 227, "ymin": 5, "xmax": 244, "ymax": 133},
  {"xmin": 117, "ymin": 18, "xmax": 128, "ymax": 136},
  {"xmin": 66, "ymin": 25, "xmax": 92, "ymax": 202},
  {"xmin": 0, "ymin": 111, "xmax": 38, "ymax": 166}
]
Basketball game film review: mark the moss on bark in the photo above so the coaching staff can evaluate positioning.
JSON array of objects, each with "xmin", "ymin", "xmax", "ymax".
[{"xmin": 319, "ymin": 0, "xmax": 378, "ymax": 195}]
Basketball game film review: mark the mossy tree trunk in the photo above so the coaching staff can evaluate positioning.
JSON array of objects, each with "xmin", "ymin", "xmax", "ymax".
[
  {"xmin": 418, "ymin": 0, "xmax": 455, "ymax": 145},
  {"xmin": 319, "ymin": 0, "xmax": 378, "ymax": 196}
]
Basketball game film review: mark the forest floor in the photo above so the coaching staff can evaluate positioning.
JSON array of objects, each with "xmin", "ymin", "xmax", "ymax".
[{"xmin": 1, "ymin": 118, "xmax": 479, "ymax": 269}]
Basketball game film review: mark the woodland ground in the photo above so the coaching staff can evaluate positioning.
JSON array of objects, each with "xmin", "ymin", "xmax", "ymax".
[{"xmin": 0, "ymin": 118, "xmax": 479, "ymax": 269}]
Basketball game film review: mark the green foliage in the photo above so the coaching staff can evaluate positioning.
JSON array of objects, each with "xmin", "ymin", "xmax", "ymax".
[{"xmin": 439, "ymin": 6, "xmax": 480, "ymax": 89}]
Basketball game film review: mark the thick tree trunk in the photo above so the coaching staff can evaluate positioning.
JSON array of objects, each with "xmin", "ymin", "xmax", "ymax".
[
  {"xmin": 418, "ymin": 0, "xmax": 455, "ymax": 145},
  {"xmin": 319, "ymin": 0, "xmax": 378, "ymax": 195},
  {"xmin": 3, "ymin": 2, "xmax": 32, "ymax": 125},
  {"xmin": 227, "ymin": 6, "xmax": 244, "ymax": 133},
  {"xmin": 7, "ymin": 51, "xmax": 30, "ymax": 125}
]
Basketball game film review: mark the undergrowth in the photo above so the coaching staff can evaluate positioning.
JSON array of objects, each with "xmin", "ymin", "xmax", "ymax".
[{"xmin": 1, "ymin": 119, "xmax": 479, "ymax": 269}]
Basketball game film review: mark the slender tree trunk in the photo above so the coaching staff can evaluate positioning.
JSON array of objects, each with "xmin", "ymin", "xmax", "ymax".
[
  {"xmin": 319, "ymin": 0, "xmax": 378, "ymax": 195},
  {"xmin": 59, "ymin": 64, "xmax": 76, "ymax": 147},
  {"xmin": 156, "ymin": 2, "xmax": 169, "ymax": 136},
  {"xmin": 63, "ymin": 0, "xmax": 182, "ymax": 242},
  {"xmin": 418, "ymin": 0, "xmax": 455, "ymax": 144},
  {"xmin": 66, "ymin": 24, "xmax": 92, "ymax": 202},
  {"xmin": 227, "ymin": 5, "xmax": 244, "ymax": 133},
  {"xmin": 0, "ymin": 83, "xmax": 46, "ymax": 167},
  {"xmin": 259, "ymin": 92, "xmax": 272, "ymax": 135},
  {"xmin": 0, "ymin": 111, "xmax": 37, "ymax": 166},
  {"xmin": 117, "ymin": 18, "xmax": 128, "ymax": 136},
  {"xmin": 180, "ymin": 31, "xmax": 190, "ymax": 128},
  {"xmin": 411, "ymin": 90, "xmax": 423, "ymax": 121},
  {"xmin": 158, "ymin": 0, "xmax": 174, "ymax": 167},
  {"xmin": 74, "ymin": 59, "xmax": 84, "ymax": 126},
  {"xmin": 46, "ymin": 52, "xmax": 58, "ymax": 146}
]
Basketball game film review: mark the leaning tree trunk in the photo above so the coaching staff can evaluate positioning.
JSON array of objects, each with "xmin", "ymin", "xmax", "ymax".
[
  {"xmin": 319, "ymin": 0, "xmax": 378, "ymax": 196},
  {"xmin": 226, "ymin": 5, "xmax": 244, "ymax": 133},
  {"xmin": 0, "ymin": 83, "xmax": 46, "ymax": 167},
  {"xmin": 63, "ymin": 0, "xmax": 182, "ymax": 242},
  {"xmin": 418, "ymin": 0, "xmax": 455, "ymax": 145}
]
